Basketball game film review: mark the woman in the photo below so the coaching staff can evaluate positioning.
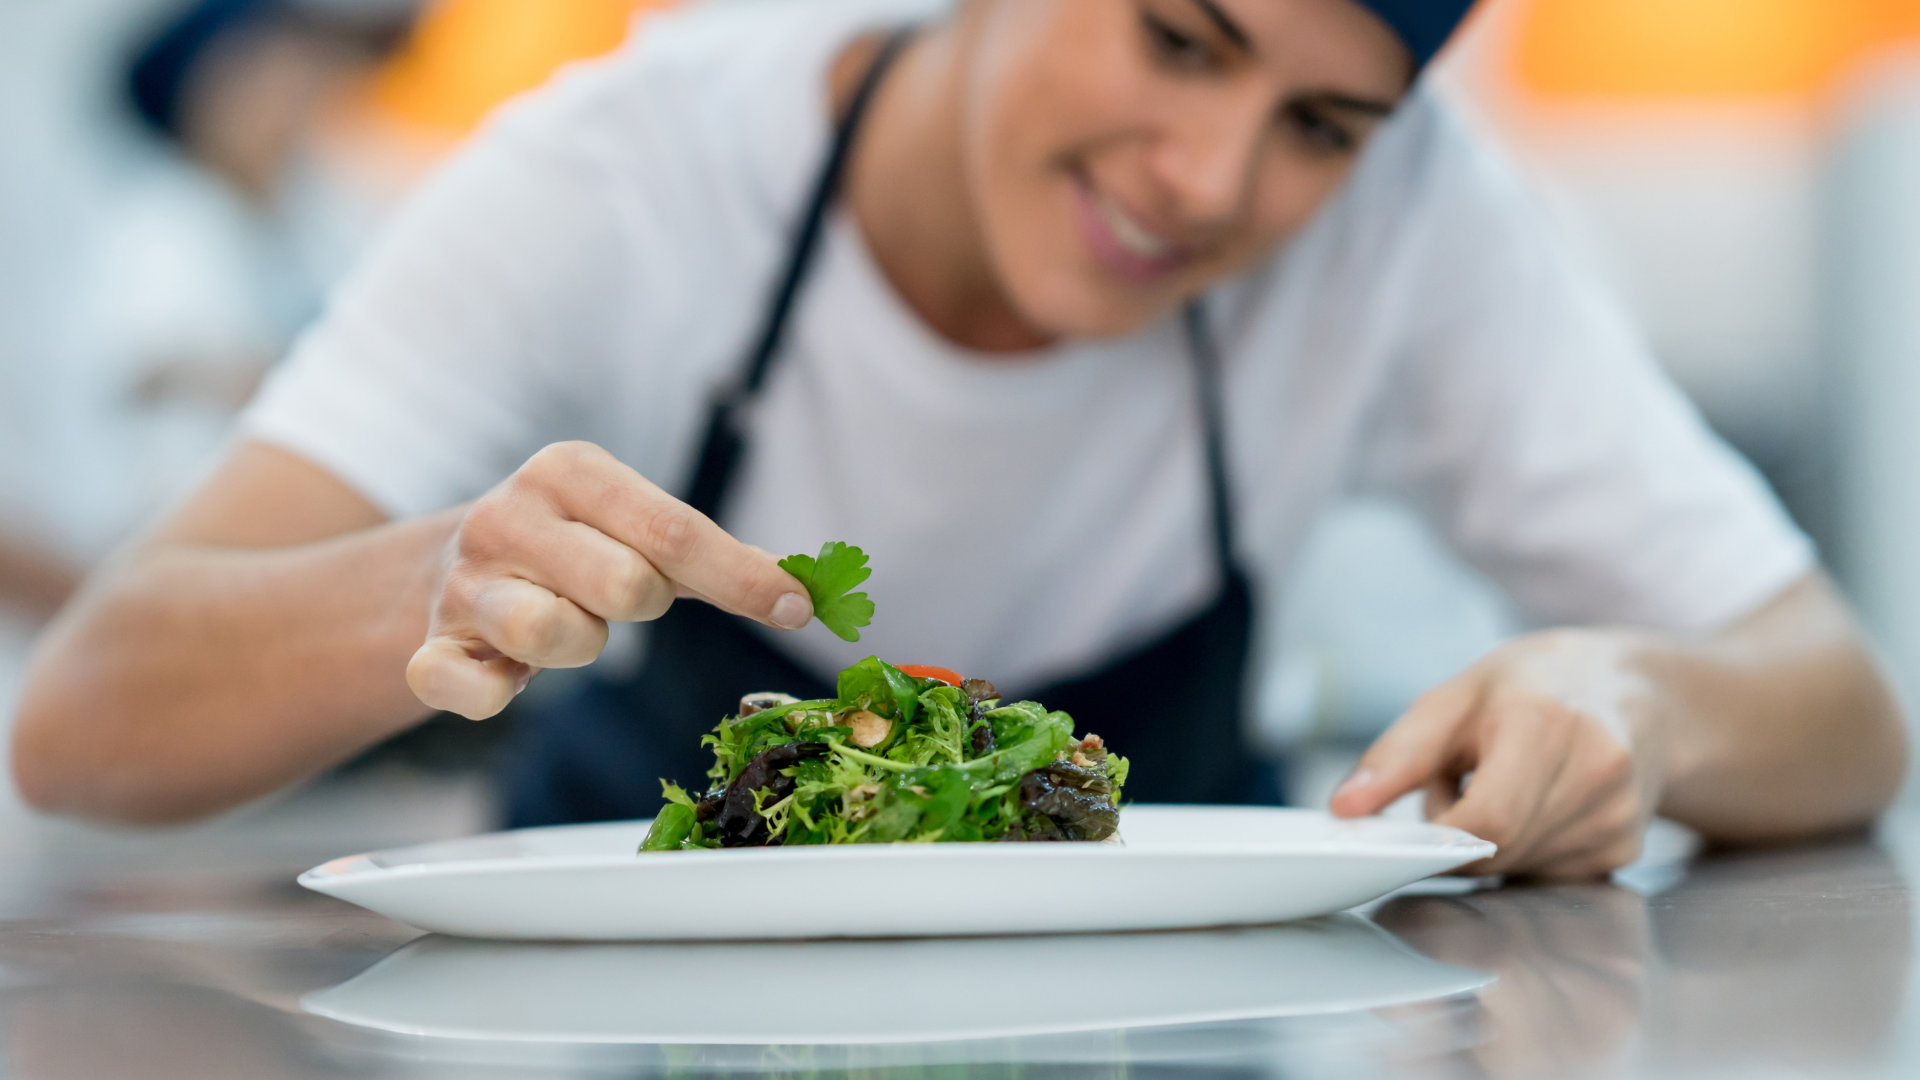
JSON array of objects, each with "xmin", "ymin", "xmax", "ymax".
[{"xmin": 14, "ymin": 0, "xmax": 1906, "ymax": 877}]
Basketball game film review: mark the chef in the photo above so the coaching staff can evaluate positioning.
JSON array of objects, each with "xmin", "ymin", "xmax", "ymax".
[{"xmin": 15, "ymin": 0, "xmax": 1905, "ymax": 877}]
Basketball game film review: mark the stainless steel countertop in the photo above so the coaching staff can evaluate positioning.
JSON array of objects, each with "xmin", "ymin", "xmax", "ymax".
[{"xmin": 0, "ymin": 773, "xmax": 1912, "ymax": 1079}]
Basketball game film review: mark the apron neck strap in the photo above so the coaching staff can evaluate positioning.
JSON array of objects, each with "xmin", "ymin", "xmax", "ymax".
[
  {"xmin": 695, "ymin": 23, "xmax": 1240, "ymax": 577},
  {"xmin": 736, "ymin": 27, "xmax": 918, "ymax": 400},
  {"xmin": 1183, "ymin": 299, "xmax": 1238, "ymax": 571}
]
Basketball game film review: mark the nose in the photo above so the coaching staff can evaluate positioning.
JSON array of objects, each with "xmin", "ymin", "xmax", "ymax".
[{"xmin": 1149, "ymin": 90, "xmax": 1268, "ymax": 227}]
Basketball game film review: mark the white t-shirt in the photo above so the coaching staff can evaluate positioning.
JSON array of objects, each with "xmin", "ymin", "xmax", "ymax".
[{"xmin": 243, "ymin": 0, "xmax": 1813, "ymax": 695}]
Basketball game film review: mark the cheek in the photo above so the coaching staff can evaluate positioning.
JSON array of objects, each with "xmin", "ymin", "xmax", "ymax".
[
  {"xmin": 963, "ymin": 56, "xmax": 1063, "ymax": 234},
  {"xmin": 1211, "ymin": 155, "xmax": 1361, "ymax": 271},
  {"xmin": 961, "ymin": 0, "xmax": 1080, "ymax": 221},
  {"xmin": 961, "ymin": 28, "xmax": 1138, "ymax": 332}
]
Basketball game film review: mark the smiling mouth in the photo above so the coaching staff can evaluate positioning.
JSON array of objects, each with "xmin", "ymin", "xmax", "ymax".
[{"xmin": 1071, "ymin": 170, "xmax": 1190, "ymax": 285}]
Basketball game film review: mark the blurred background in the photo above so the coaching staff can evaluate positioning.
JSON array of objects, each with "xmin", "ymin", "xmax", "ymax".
[{"xmin": 1, "ymin": 0, "xmax": 1918, "ymax": 832}]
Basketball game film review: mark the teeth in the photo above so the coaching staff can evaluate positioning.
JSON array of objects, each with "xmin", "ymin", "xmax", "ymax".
[{"xmin": 1095, "ymin": 191, "xmax": 1174, "ymax": 261}]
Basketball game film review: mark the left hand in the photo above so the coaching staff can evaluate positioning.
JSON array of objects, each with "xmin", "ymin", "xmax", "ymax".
[{"xmin": 1329, "ymin": 629, "xmax": 1665, "ymax": 878}]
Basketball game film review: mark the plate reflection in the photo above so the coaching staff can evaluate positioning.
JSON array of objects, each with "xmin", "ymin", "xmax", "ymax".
[{"xmin": 303, "ymin": 915, "xmax": 1489, "ymax": 1045}]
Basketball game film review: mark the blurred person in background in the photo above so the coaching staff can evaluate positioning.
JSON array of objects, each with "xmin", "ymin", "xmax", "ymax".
[
  {"xmin": 0, "ymin": 0, "xmax": 643, "ymax": 589},
  {"xmin": 117, "ymin": 0, "xmax": 418, "ymax": 417},
  {"xmin": 0, "ymin": 0, "xmax": 416, "ymax": 628},
  {"xmin": 0, "ymin": 0, "xmax": 416, "ymax": 729},
  {"xmin": 12, "ymin": 0, "xmax": 1907, "ymax": 877}
]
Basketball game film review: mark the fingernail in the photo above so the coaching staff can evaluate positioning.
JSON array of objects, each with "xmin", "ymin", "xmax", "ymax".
[
  {"xmin": 1334, "ymin": 768, "xmax": 1376, "ymax": 798},
  {"xmin": 770, "ymin": 592, "xmax": 812, "ymax": 630}
]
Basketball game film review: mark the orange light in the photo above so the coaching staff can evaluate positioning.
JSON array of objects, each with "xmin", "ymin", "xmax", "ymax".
[
  {"xmin": 1512, "ymin": 0, "xmax": 1920, "ymax": 101},
  {"xmin": 371, "ymin": 0, "xmax": 678, "ymax": 135}
]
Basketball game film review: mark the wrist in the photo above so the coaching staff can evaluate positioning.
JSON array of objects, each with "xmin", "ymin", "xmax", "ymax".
[
  {"xmin": 1617, "ymin": 628, "xmax": 1711, "ymax": 818},
  {"xmin": 375, "ymin": 507, "xmax": 467, "ymax": 663}
]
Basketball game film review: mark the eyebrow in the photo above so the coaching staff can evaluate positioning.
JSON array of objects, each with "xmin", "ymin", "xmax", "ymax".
[
  {"xmin": 1181, "ymin": 0, "xmax": 1402, "ymax": 116},
  {"xmin": 1187, "ymin": 0, "xmax": 1253, "ymax": 53},
  {"xmin": 1309, "ymin": 92, "xmax": 1399, "ymax": 118}
]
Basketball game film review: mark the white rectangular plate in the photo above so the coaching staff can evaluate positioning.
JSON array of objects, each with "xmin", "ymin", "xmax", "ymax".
[{"xmin": 298, "ymin": 805, "xmax": 1494, "ymax": 941}]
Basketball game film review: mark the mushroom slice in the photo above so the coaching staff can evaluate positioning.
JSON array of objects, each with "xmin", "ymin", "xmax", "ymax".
[
  {"xmin": 844, "ymin": 708, "xmax": 892, "ymax": 748},
  {"xmin": 737, "ymin": 692, "xmax": 799, "ymax": 718}
]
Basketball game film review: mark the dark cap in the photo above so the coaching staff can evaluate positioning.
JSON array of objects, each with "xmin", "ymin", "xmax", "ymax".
[
  {"xmin": 127, "ymin": 0, "xmax": 417, "ymax": 140},
  {"xmin": 1354, "ymin": 0, "xmax": 1478, "ymax": 68}
]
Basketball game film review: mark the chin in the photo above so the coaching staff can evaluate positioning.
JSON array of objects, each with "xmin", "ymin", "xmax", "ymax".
[
  {"xmin": 988, "ymin": 211, "xmax": 1204, "ymax": 342},
  {"xmin": 1002, "ymin": 263, "xmax": 1181, "ymax": 342}
]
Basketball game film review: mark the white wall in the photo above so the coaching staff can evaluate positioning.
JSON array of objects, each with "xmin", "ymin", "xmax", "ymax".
[{"xmin": 1831, "ymin": 64, "xmax": 1920, "ymax": 764}]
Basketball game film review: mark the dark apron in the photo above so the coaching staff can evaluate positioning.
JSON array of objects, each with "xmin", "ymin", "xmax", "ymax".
[{"xmin": 500, "ymin": 31, "xmax": 1274, "ymax": 827}]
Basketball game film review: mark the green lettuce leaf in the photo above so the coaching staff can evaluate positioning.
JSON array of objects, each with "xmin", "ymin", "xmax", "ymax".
[
  {"xmin": 639, "ymin": 781, "xmax": 699, "ymax": 851},
  {"xmin": 966, "ymin": 706, "xmax": 1076, "ymax": 783},
  {"xmin": 779, "ymin": 542, "xmax": 875, "ymax": 642},
  {"xmin": 835, "ymin": 656, "xmax": 921, "ymax": 724}
]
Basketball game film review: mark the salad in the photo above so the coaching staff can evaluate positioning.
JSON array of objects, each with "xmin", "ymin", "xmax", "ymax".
[{"xmin": 639, "ymin": 657, "xmax": 1129, "ymax": 850}]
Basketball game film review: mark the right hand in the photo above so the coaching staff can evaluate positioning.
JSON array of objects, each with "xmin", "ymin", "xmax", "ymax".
[{"xmin": 405, "ymin": 441, "xmax": 813, "ymax": 719}]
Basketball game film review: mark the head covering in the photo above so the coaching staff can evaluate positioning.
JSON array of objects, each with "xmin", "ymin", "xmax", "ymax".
[
  {"xmin": 1354, "ymin": 0, "xmax": 1478, "ymax": 68},
  {"xmin": 129, "ymin": 0, "xmax": 273, "ymax": 138},
  {"xmin": 128, "ymin": 0, "xmax": 417, "ymax": 140}
]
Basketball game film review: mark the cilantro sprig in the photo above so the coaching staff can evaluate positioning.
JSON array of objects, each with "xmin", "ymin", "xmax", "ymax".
[{"xmin": 779, "ymin": 541, "xmax": 875, "ymax": 642}]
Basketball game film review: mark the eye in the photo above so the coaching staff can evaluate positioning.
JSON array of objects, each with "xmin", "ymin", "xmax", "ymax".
[
  {"xmin": 1140, "ymin": 10, "xmax": 1218, "ymax": 72},
  {"xmin": 1283, "ymin": 100, "xmax": 1357, "ymax": 155}
]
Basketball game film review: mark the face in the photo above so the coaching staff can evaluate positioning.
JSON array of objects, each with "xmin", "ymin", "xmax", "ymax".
[
  {"xmin": 181, "ymin": 24, "xmax": 378, "ymax": 203},
  {"xmin": 957, "ymin": 0, "xmax": 1411, "ymax": 339}
]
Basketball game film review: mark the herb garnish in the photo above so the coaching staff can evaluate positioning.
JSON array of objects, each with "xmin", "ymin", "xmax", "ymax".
[{"xmin": 778, "ymin": 541, "xmax": 875, "ymax": 642}]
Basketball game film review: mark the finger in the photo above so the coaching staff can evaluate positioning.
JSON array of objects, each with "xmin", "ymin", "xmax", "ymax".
[
  {"xmin": 1422, "ymin": 776, "xmax": 1461, "ymax": 819},
  {"xmin": 1521, "ymin": 826, "xmax": 1644, "ymax": 881},
  {"xmin": 463, "ymin": 575, "xmax": 609, "ymax": 670},
  {"xmin": 1433, "ymin": 701, "xmax": 1579, "ymax": 871},
  {"xmin": 1330, "ymin": 674, "xmax": 1483, "ymax": 818},
  {"xmin": 459, "ymin": 493, "xmax": 676, "ymax": 623},
  {"xmin": 510, "ymin": 518, "xmax": 676, "ymax": 623},
  {"xmin": 524, "ymin": 443, "xmax": 812, "ymax": 630},
  {"xmin": 1441, "ymin": 718, "xmax": 1632, "ymax": 878},
  {"xmin": 406, "ymin": 638, "xmax": 533, "ymax": 720},
  {"xmin": 1512, "ymin": 755, "xmax": 1644, "ymax": 873},
  {"xmin": 1506, "ymin": 725, "xmax": 1639, "ymax": 868},
  {"xmin": 673, "ymin": 580, "xmax": 718, "ymax": 604}
]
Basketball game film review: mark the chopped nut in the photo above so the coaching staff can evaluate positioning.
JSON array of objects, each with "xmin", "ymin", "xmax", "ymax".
[
  {"xmin": 738, "ymin": 692, "xmax": 799, "ymax": 718},
  {"xmin": 845, "ymin": 709, "xmax": 891, "ymax": 748},
  {"xmin": 1071, "ymin": 750, "xmax": 1093, "ymax": 768},
  {"xmin": 909, "ymin": 785, "xmax": 930, "ymax": 797},
  {"xmin": 847, "ymin": 784, "xmax": 880, "ymax": 800},
  {"xmin": 1080, "ymin": 734, "xmax": 1105, "ymax": 750}
]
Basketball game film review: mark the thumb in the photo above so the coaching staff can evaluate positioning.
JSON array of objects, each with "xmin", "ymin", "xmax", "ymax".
[
  {"xmin": 406, "ymin": 636, "xmax": 534, "ymax": 720},
  {"xmin": 1329, "ymin": 673, "xmax": 1481, "ymax": 818}
]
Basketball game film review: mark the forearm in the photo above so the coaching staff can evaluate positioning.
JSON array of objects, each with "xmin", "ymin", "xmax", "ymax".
[
  {"xmin": 1646, "ymin": 574, "xmax": 1908, "ymax": 842},
  {"xmin": 12, "ymin": 511, "xmax": 460, "ymax": 823}
]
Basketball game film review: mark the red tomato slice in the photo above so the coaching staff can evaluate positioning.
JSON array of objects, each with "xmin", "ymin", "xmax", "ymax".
[{"xmin": 896, "ymin": 664, "xmax": 962, "ymax": 686}]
